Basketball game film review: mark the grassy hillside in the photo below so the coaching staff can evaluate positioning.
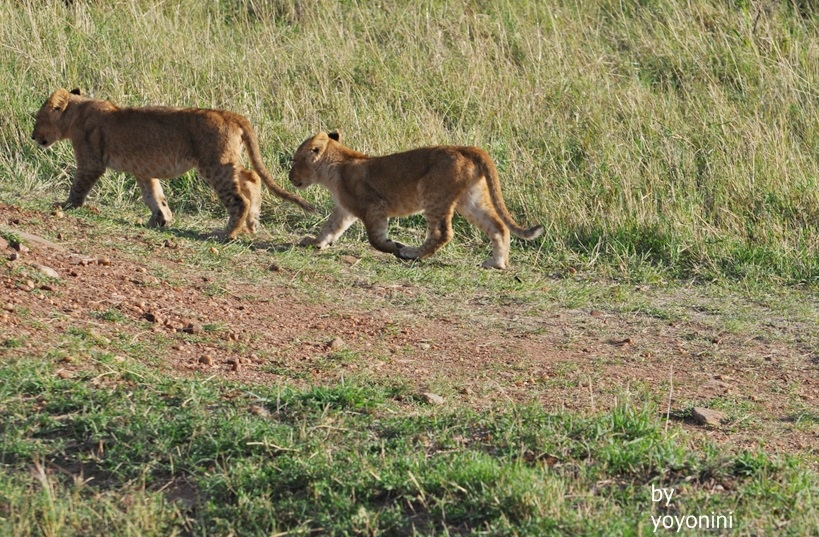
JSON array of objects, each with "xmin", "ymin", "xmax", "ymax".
[
  {"xmin": 2, "ymin": 1, "xmax": 819, "ymax": 535},
  {"xmin": 3, "ymin": 0, "xmax": 819, "ymax": 283}
]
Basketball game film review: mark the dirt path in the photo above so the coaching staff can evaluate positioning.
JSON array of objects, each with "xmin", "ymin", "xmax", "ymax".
[{"xmin": 1, "ymin": 203, "xmax": 817, "ymax": 457}]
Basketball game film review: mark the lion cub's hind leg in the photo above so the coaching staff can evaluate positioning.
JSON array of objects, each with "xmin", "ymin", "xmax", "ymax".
[
  {"xmin": 200, "ymin": 163, "xmax": 251, "ymax": 240},
  {"xmin": 456, "ymin": 183, "xmax": 510, "ymax": 269},
  {"xmin": 137, "ymin": 177, "xmax": 174, "ymax": 228},
  {"xmin": 239, "ymin": 169, "xmax": 262, "ymax": 234}
]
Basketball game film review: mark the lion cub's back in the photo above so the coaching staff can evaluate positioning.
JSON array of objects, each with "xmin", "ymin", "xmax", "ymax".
[{"xmin": 101, "ymin": 107, "xmax": 239, "ymax": 178}]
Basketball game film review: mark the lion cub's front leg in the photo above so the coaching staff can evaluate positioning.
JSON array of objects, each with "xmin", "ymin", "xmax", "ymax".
[
  {"xmin": 64, "ymin": 166, "xmax": 105, "ymax": 209},
  {"xmin": 361, "ymin": 210, "xmax": 407, "ymax": 255},
  {"xmin": 300, "ymin": 205, "xmax": 358, "ymax": 249},
  {"xmin": 137, "ymin": 178, "xmax": 174, "ymax": 227}
]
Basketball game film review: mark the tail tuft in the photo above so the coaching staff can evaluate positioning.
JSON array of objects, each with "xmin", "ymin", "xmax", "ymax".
[
  {"xmin": 297, "ymin": 198, "xmax": 318, "ymax": 214},
  {"xmin": 518, "ymin": 225, "xmax": 544, "ymax": 240}
]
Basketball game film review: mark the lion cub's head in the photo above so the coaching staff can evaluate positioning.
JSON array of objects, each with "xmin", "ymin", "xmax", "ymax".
[
  {"xmin": 289, "ymin": 131, "xmax": 340, "ymax": 189},
  {"xmin": 31, "ymin": 88, "xmax": 82, "ymax": 148}
]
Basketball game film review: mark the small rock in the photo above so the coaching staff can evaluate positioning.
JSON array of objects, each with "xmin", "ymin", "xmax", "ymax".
[
  {"xmin": 13, "ymin": 243, "xmax": 30, "ymax": 254},
  {"xmin": 163, "ymin": 240, "xmax": 178, "ymax": 249},
  {"xmin": 268, "ymin": 263, "xmax": 282, "ymax": 272},
  {"xmin": 51, "ymin": 209, "xmax": 64, "ymax": 218},
  {"xmin": 32, "ymin": 263, "xmax": 60, "ymax": 279},
  {"xmin": 418, "ymin": 342, "xmax": 431, "ymax": 351},
  {"xmin": 142, "ymin": 312, "xmax": 159, "ymax": 323},
  {"xmin": 420, "ymin": 392, "xmax": 445, "ymax": 406},
  {"xmin": 590, "ymin": 310, "xmax": 603, "ymax": 317},
  {"xmin": 60, "ymin": 356, "xmax": 74, "ymax": 364},
  {"xmin": 56, "ymin": 370, "xmax": 73, "ymax": 380},
  {"xmin": 329, "ymin": 337, "xmax": 345, "ymax": 350},
  {"xmin": 2, "ymin": 304, "xmax": 14, "ymax": 312},
  {"xmin": 113, "ymin": 355, "xmax": 126, "ymax": 363},
  {"xmin": 98, "ymin": 258, "xmax": 111, "ymax": 266},
  {"xmin": 7, "ymin": 251, "xmax": 19, "ymax": 261},
  {"xmin": 70, "ymin": 255, "xmax": 92, "ymax": 266},
  {"xmin": 208, "ymin": 247, "xmax": 219, "ymax": 255},
  {"xmin": 249, "ymin": 404, "xmax": 270, "ymax": 417},
  {"xmin": 199, "ymin": 355, "xmax": 213, "ymax": 366},
  {"xmin": 340, "ymin": 255, "xmax": 359, "ymax": 266},
  {"xmin": 182, "ymin": 323, "xmax": 202, "ymax": 335},
  {"xmin": 0, "ymin": 236, "xmax": 7, "ymax": 250},
  {"xmin": 229, "ymin": 359, "xmax": 241, "ymax": 372},
  {"xmin": 40, "ymin": 284, "xmax": 57, "ymax": 292},
  {"xmin": 692, "ymin": 407, "xmax": 726, "ymax": 427}
]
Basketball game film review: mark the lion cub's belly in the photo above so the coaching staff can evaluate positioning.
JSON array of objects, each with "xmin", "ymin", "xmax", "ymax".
[
  {"xmin": 385, "ymin": 191, "xmax": 424, "ymax": 218},
  {"xmin": 106, "ymin": 152, "xmax": 195, "ymax": 180},
  {"xmin": 387, "ymin": 203, "xmax": 423, "ymax": 218}
]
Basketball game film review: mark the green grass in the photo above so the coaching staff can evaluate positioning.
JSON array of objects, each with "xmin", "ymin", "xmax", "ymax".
[{"xmin": 0, "ymin": 355, "xmax": 816, "ymax": 536}]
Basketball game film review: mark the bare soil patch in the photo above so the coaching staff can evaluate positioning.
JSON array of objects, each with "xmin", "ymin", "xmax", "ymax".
[{"xmin": 1, "ymin": 204, "xmax": 817, "ymax": 458}]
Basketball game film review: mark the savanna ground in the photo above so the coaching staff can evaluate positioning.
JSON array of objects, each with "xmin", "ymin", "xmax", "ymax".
[{"xmin": 2, "ymin": 1, "xmax": 819, "ymax": 535}]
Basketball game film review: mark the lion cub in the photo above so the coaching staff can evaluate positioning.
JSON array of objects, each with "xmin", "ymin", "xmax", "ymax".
[
  {"xmin": 289, "ymin": 131, "xmax": 543, "ymax": 269},
  {"xmin": 32, "ymin": 88, "xmax": 314, "ymax": 238}
]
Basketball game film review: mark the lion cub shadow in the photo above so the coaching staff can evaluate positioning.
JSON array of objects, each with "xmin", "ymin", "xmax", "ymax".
[{"xmin": 112, "ymin": 218, "xmax": 297, "ymax": 253}]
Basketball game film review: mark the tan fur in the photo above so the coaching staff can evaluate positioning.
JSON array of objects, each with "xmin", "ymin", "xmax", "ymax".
[
  {"xmin": 289, "ymin": 131, "xmax": 543, "ymax": 269},
  {"xmin": 31, "ymin": 88, "xmax": 314, "ymax": 238}
]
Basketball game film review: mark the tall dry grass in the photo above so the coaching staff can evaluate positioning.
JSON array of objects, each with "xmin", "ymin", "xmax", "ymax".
[{"xmin": 2, "ymin": 0, "xmax": 818, "ymax": 281}]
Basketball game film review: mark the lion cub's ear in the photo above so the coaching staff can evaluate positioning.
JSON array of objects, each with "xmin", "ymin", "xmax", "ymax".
[
  {"xmin": 328, "ymin": 130, "xmax": 340, "ymax": 142},
  {"xmin": 50, "ymin": 89, "xmax": 71, "ymax": 112},
  {"xmin": 69, "ymin": 88, "xmax": 82, "ymax": 96}
]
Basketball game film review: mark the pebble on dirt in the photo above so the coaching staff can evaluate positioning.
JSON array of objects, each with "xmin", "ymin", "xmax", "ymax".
[
  {"xmin": 692, "ymin": 407, "xmax": 727, "ymax": 427},
  {"xmin": 420, "ymin": 392, "xmax": 445, "ymax": 405},
  {"xmin": 32, "ymin": 263, "xmax": 60, "ymax": 279}
]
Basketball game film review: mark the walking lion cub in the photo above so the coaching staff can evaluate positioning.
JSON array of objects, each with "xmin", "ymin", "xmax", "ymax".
[
  {"xmin": 32, "ymin": 88, "xmax": 314, "ymax": 238},
  {"xmin": 288, "ymin": 131, "xmax": 543, "ymax": 269}
]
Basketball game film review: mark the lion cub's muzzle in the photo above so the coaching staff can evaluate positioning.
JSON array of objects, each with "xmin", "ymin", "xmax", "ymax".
[
  {"xmin": 288, "ymin": 169, "xmax": 305, "ymax": 189},
  {"xmin": 31, "ymin": 132, "xmax": 52, "ymax": 149}
]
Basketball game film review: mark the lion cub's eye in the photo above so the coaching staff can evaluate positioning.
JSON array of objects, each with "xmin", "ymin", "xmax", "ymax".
[{"xmin": 311, "ymin": 147, "xmax": 319, "ymax": 153}]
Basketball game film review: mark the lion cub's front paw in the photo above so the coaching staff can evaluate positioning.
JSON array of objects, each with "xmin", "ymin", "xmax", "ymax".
[
  {"xmin": 481, "ymin": 258, "xmax": 507, "ymax": 270},
  {"xmin": 299, "ymin": 236, "xmax": 327, "ymax": 249},
  {"xmin": 147, "ymin": 211, "xmax": 172, "ymax": 228}
]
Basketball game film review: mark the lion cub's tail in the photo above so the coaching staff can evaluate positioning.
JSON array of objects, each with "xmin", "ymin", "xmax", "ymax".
[
  {"xmin": 240, "ymin": 122, "xmax": 316, "ymax": 213},
  {"xmin": 479, "ymin": 155, "xmax": 544, "ymax": 240}
]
